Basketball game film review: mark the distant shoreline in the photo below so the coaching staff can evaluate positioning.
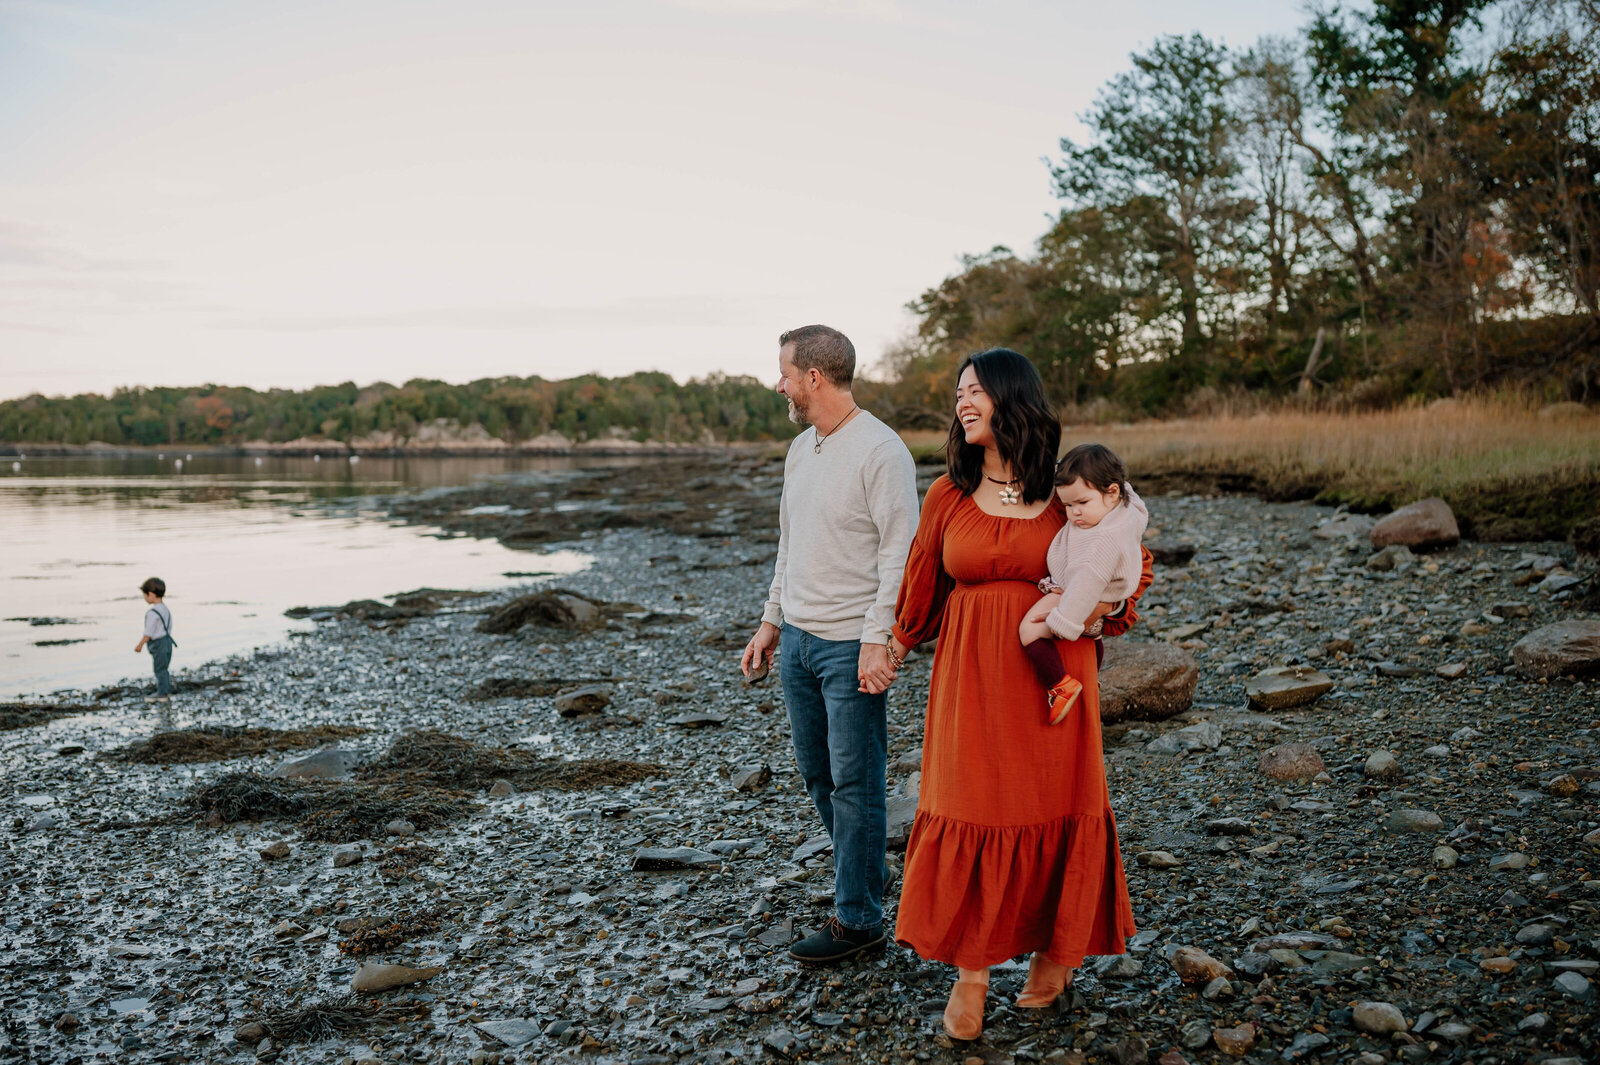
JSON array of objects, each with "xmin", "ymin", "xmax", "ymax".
[{"xmin": 0, "ymin": 440, "xmax": 776, "ymax": 459}]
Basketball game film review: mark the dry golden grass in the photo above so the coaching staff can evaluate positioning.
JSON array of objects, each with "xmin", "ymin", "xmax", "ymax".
[{"xmin": 899, "ymin": 397, "xmax": 1600, "ymax": 540}]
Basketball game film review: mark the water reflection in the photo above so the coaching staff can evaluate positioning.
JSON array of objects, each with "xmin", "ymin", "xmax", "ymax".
[{"xmin": 1, "ymin": 454, "xmax": 607, "ymax": 699}]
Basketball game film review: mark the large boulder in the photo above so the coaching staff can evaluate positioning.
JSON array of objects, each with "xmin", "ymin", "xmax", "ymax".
[
  {"xmin": 1370, "ymin": 498, "xmax": 1460, "ymax": 550},
  {"xmin": 1511, "ymin": 620, "xmax": 1600, "ymax": 679},
  {"xmin": 1099, "ymin": 640, "xmax": 1199, "ymax": 722}
]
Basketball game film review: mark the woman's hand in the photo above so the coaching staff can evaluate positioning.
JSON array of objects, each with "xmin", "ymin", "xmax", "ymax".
[
  {"xmin": 858, "ymin": 642, "xmax": 897, "ymax": 694},
  {"xmin": 1019, "ymin": 618, "xmax": 1053, "ymax": 644}
]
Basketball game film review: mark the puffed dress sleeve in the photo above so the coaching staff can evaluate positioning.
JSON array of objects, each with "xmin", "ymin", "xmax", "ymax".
[
  {"xmin": 1098, "ymin": 546, "xmax": 1154, "ymax": 640},
  {"xmin": 891, "ymin": 476, "xmax": 959, "ymax": 649}
]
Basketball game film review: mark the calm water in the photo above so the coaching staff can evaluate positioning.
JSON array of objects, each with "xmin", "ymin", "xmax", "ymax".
[{"xmin": 0, "ymin": 453, "xmax": 620, "ymax": 699}]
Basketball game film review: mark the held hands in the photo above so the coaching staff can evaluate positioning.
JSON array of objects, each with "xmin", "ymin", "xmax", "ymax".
[
  {"xmin": 858, "ymin": 642, "xmax": 898, "ymax": 695},
  {"xmin": 740, "ymin": 622, "xmax": 780, "ymax": 681}
]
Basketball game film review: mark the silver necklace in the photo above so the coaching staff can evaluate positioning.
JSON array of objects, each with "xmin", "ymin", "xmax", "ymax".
[
  {"xmin": 813, "ymin": 405, "xmax": 858, "ymax": 453},
  {"xmin": 985, "ymin": 474, "xmax": 1021, "ymax": 505}
]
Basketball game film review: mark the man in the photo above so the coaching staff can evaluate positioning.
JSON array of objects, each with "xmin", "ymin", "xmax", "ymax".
[{"xmin": 741, "ymin": 324, "xmax": 918, "ymax": 963}]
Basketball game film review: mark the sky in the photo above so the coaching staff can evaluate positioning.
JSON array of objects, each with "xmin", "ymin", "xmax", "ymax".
[{"xmin": 0, "ymin": 0, "xmax": 1311, "ymax": 400}]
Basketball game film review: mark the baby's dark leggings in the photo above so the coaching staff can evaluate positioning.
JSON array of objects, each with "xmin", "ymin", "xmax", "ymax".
[{"xmin": 1024, "ymin": 639, "xmax": 1065, "ymax": 689}]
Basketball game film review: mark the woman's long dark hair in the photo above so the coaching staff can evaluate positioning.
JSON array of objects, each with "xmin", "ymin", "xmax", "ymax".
[{"xmin": 946, "ymin": 348, "xmax": 1060, "ymax": 504}]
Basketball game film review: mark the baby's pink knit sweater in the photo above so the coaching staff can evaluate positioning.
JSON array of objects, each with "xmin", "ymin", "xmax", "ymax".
[{"xmin": 1043, "ymin": 486, "xmax": 1149, "ymax": 641}]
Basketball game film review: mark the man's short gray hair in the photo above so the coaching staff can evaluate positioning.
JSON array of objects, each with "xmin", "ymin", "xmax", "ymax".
[{"xmin": 779, "ymin": 324, "xmax": 855, "ymax": 388}]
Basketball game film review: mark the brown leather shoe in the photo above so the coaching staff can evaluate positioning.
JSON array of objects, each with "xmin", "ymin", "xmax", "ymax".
[
  {"xmin": 943, "ymin": 977, "xmax": 987, "ymax": 1040},
  {"xmin": 1016, "ymin": 953, "xmax": 1074, "ymax": 1008}
]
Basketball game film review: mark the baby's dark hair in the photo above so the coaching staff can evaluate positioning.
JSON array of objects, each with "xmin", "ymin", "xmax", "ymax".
[
  {"xmin": 1055, "ymin": 443, "xmax": 1130, "ymax": 506},
  {"xmin": 140, "ymin": 577, "xmax": 166, "ymax": 598}
]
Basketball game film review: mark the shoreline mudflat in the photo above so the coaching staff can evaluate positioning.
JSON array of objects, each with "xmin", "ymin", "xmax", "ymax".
[{"xmin": 3, "ymin": 455, "xmax": 1597, "ymax": 1065}]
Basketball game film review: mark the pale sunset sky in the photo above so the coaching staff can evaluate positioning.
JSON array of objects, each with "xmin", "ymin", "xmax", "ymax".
[{"xmin": 0, "ymin": 0, "xmax": 1310, "ymax": 400}]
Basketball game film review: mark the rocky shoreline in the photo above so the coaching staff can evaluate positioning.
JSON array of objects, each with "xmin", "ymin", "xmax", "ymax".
[{"xmin": 3, "ymin": 454, "xmax": 1597, "ymax": 1065}]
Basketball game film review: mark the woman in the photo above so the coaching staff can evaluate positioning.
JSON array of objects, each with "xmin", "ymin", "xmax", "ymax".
[{"xmin": 887, "ymin": 349, "xmax": 1151, "ymax": 1040}]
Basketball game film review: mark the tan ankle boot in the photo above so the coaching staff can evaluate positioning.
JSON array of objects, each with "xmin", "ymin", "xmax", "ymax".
[
  {"xmin": 942, "ymin": 972, "xmax": 988, "ymax": 1040},
  {"xmin": 1016, "ymin": 953, "xmax": 1073, "ymax": 1008}
]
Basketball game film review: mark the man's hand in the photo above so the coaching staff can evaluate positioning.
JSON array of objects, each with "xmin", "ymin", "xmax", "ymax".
[
  {"xmin": 858, "ymin": 641, "xmax": 896, "ymax": 695},
  {"xmin": 134, "ymin": 637, "xmax": 147, "ymax": 653},
  {"xmin": 741, "ymin": 622, "xmax": 780, "ymax": 680}
]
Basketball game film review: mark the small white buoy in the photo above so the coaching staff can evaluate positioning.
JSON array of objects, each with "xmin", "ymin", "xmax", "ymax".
[
  {"xmin": 254, "ymin": 457, "xmax": 263, "ymax": 466},
  {"xmin": 10, "ymin": 461, "xmax": 19, "ymax": 472},
  {"xmin": 157, "ymin": 453, "xmax": 164, "ymax": 459},
  {"xmin": 185, "ymin": 453, "xmax": 192, "ymax": 460},
  {"xmin": 313, "ymin": 454, "xmax": 320, "ymax": 462},
  {"xmin": 174, "ymin": 458, "xmax": 183, "ymax": 469},
  {"xmin": 349, "ymin": 454, "xmax": 360, "ymax": 464}
]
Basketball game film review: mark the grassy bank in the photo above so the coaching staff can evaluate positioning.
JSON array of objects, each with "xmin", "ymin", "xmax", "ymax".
[{"xmin": 901, "ymin": 397, "xmax": 1600, "ymax": 544}]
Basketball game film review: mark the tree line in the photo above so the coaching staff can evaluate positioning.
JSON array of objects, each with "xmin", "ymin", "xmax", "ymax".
[
  {"xmin": 0, "ymin": 373, "xmax": 794, "ymax": 447},
  {"xmin": 868, "ymin": 0, "xmax": 1600, "ymax": 426}
]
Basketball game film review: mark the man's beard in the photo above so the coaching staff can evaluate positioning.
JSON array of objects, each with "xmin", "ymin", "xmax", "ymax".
[{"xmin": 787, "ymin": 398, "xmax": 810, "ymax": 427}]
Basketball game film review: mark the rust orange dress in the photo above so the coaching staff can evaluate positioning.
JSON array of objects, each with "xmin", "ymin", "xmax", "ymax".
[{"xmin": 891, "ymin": 476, "xmax": 1148, "ymax": 970}]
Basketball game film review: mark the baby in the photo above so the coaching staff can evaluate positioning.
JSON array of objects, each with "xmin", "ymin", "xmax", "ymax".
[{"xmin": 1018, "ymin": 443, "xmax": 1148, "ymax": 724}]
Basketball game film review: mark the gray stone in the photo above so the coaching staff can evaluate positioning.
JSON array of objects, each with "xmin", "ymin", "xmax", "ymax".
[
  {"xmin": 1364, "ymin": 750, "xmax": 1403, "ymax": 780},
  {"xmin": 1243, "ymin": 666, "xmax": 1334, "ymax": 710},
  {"xmin": 1431, "ymin": 1021, "xmax": 1472, "ymax": 1043},
  {"xmin": 267, "ymin": 747, "xmax": 355, "ymax": 780},
  {"xmin": 1206, "ymin": 817, "xmax": 1254, "ymax": 836},
  {"xmin": 731, "ymin": 765, "xmax": 770, "ymax": 792},
  {"xmin": 1370, "ymin": 498, "xmax": 1460, "ymax": 549},
  {"xmin": 1314, "ymin": 514, "xmax": 1376, "ymax": 539},
  {"xmin": 332, "ymin": 849, "xmax": 363, "ymax": 868},
  {"xmin": 763, "ymin": 1027, "xmax": 797, "ymax": 1057},
  {"xmin": 1099, "ymin": 640, "xmax": 1200, "ymax": 722},
  {"xmin": 792, "ymin": 834, "xmax": 832, "ymax": 862},
  {"xmin": 1511, "ymin": 621, "xmax": 1600, "ymax": 679},
  {"xmin": 1384, "ymin": 808, "xmax": 1443, "ymax": 834},
  {"xmin": 1201, "ymin": 976, "xmax": 1234, "ymax": 1000},
  {"xmin": 1365, "ymin": 544, "xmax": 1415, "ymax": 572},
  {"xmin": 1515, "ymin": 1013, "xmax": 1549, "ymax": 1033},
  {"xmin": 488, "ymin": 779, "xmax": 515, "ymax": 797},
  {"xmin": 1488, "ymin": 852, "xmax": 1529, "ymax": 871},
  {"xmin": 666, "ymin": 712, "xmax": 725, "ymax": 728},
  {"xmin": 1553, "ymin": 972, "xmax": 1592, "ymax": 1000},
  {"xmin": 1352, "ymin": 1001, "xmax": 1407, "ymax": 1036},
  {"xmin": 885, "ymin": 793, "xmax": 918, "ymax": 851},
  {"xmin": 1180, "ymin": 1019, "xmax": 1212, "ymax": 1049},
  {"xmin": 1233, "ymin": 952, "xmax": 1279, "ymax": 978},
  {"xmin": 1146, "ymin": 720, "xmax": 1223, "ymax": 754},
  {"xmin": 384, "ymin": 820, "xmax": 415, "ymax": 837},
  {"xmin": 1435, "ymin": 662, "xmax": 1468, "ymax": 679},
  {"xmin": 1514, "ymin": 923, "xmax": 1556, "ymax": 946},
  {"xmin": 554, "ymin": 684, "xmax": 613, "ymax": 716},
  {"xmin": 631, "ymin": 847, "xmax": 722, "ymax": 872},
  {"xmin": 1432, "ymin": 845, "xmax": 1458, "ymax": 869},
  {"xmin": 26, "ymin": 812, "xmax": 59, "ymax": 832},
  {"xmin": 474, "ymin": 1019, "xmax": 541, "ymax": 1047},
  {"xmin": 1490, "ymin": 601, "xmax": 1532, "ymax": 618},
  {"xmin": 259, "ymin": 840, "xmax": 290, "ymax": 860}
]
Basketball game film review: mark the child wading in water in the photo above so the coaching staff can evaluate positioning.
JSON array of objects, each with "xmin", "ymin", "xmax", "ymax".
[
  {"xmin": 133, "ymin": 577, "xmax": 176, "ymax": 703},
  {"xmin": 1019, "ymin": 444, "xmax": 1148, "ymax": 723}
]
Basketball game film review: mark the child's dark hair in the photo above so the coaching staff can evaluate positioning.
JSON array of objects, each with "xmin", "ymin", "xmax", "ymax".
[
  {"xmin": 1055, "ymin": 443, "xmax": 1130, "ymax": 506},
  {"xmin": 140, "ymin": 577, "xmax": 166, "ymax": 598}
]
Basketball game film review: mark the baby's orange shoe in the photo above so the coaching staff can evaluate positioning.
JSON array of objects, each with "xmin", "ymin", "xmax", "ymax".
[{"xmin": 1046, "ymin": 674, "xmax": 1082, "ymax": 726}]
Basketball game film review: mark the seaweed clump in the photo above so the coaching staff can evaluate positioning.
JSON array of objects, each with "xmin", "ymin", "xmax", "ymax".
[
  {"xmin": 109, "ymin": 725, "xmax": 368, "ymax": 764},
  {"xmin": 246, "ymin": 995, "xmax": 428, "ymax": 1045},
  {"xmin": 0, "ymin": 702, "xmax": 98, "ymax": 731},
  {"xmin": 359, "ymin": 728, "xmax": 662, "ymax": 791},
  {"xmin": 339, "ymin": 908, "xmax": 444, "ymax": 956},
  {"xmin": 185, "ymin": 772, "xmax": 477, "ymax": 843}
]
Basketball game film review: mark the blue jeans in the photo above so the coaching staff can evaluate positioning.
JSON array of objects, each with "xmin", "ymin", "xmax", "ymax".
[
  {"xmin": 779, "ymin": 623, "xmax": 888, "ymax": 930},
  {"xmin": 149, "ymin": 636, "xmax": 172, "ymax": 696}
]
